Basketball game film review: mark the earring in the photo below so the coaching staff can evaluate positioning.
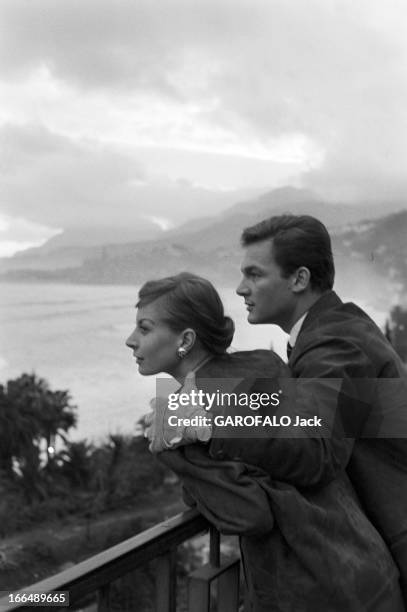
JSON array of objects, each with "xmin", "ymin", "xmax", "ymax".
[{"xmin": 177, "ymin": 347, "xmax": 187, "ymax": 359}]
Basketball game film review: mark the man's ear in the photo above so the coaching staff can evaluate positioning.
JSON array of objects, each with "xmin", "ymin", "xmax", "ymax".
[
  {"xmin": 291, "ymin": 267, "xmax": 311, "ymax": 293},
  {"xmin": 179, "ymin": 328, "xmax": 196, "ymax": 353}
]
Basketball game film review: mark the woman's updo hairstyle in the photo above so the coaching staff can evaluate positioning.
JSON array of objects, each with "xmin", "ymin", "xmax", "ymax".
[{"xmin": 137, "ymin": 272, "xmax": 234, "ymax": 355}]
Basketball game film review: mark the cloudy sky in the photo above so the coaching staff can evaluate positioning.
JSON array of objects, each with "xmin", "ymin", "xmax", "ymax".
[{"xmin": 1, "ymin": 0, "xmax": 406, "ymax": 256}]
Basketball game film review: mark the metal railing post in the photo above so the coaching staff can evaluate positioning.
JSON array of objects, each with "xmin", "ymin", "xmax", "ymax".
[
  {"xmin": 188, "ymin": 527, "xmax": 240, "ymax": 612},
  {"xmin": 155, "ymin": 550, "xmax": 176, "ymax": 612}
]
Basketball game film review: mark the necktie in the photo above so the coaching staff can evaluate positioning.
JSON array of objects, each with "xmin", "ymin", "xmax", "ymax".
[{"xmin": 286, "ymin": 342, "xmax": 293, "ymax": 360}]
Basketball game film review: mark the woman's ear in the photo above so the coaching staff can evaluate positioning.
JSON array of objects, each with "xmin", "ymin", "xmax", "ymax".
[
  {"xmin": 179, "ymin": 328, "xmax": 196, "ymax": 353},
  {"xmin": 291, "ymin": 266, "xmax": 311, "ymax": 293}
]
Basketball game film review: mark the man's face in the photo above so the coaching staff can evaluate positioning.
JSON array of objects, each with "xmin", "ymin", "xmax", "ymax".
[{"xmin": 236, "ymin": 239, "xmax": 297, "ymax": 331}]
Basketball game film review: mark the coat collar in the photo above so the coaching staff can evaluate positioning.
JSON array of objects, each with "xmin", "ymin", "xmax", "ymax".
[{"xmin": 300, "ymin": 290, "xmax": 343, "ymax": 334}]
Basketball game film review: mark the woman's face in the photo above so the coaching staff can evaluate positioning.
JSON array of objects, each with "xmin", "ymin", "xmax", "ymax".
[{"xmin": 125, "ymin": 298, "xmax": 182, "ymax": 376}]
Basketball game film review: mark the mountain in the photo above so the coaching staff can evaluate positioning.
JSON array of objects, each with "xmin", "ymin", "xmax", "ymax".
[
  {"xmin": 1, "ymin": 186, "xmax": 406, "ymax": 311},
  {"xmin": 220, "ymin": 186, "xmax": 406, "ymax": 227},
  {"xmin": 42, "ymin": 223, "xmax": 163, "ymax": 249},
  {"xmin": 332, "ymin": 212, "xmax": 407, "ymax": 305},
  {"xmin": 0, "ymin": 222, "xmax": 163, "ymax": 273}
]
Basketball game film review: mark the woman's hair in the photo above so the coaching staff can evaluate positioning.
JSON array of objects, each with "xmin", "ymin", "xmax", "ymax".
[{"xmin": 137, "ymin": 272, "xmax": 234, "ymax": 355}]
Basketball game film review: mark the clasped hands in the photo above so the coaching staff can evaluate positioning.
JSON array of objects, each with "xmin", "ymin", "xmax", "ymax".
[{"xmin": 141, "ymin": 372, "xmax": 212, "ymax": 453}]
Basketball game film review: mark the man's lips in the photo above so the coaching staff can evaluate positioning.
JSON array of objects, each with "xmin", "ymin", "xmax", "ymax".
[{"xmin": 245, "ymin": 301, "xmax": 254, "ymax": 311}]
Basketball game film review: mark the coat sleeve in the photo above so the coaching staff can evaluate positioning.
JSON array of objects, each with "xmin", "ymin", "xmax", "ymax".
[
  {"xmin": 157, "ymin": 445, "xmax": 274, "ymax": 536},
  {"xmin": 209, "ymin": 337, "xmax": 375, "ymax": 488}
]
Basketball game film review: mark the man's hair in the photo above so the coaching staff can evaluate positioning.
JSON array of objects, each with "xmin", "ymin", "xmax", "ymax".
[{"xmin": 241, "ymin": 214, "xmax": 335, "ymax": 291}]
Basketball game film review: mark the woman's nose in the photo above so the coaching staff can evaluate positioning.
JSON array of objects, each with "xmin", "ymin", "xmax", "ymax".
[{"xmin": 125, "ymin": 331, "xmax": 138, "ymax": 349}]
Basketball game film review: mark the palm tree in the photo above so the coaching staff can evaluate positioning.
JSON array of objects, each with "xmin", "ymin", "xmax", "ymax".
[{"xmin": 0, "ymin": 373, "xmax": 77, "ymax": 499}]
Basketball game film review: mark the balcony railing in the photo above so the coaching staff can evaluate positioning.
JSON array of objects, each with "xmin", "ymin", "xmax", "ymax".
[{"xmin": 0, "ymin": 509, "xmax": 243, "ymax": 612}]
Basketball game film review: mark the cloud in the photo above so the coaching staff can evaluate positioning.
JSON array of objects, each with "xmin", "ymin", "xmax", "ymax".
[
  {"xmin": 142, "ymin": 215, "xmax": 175, "ymax": 232},
  {"xmin": 0, "ymin": 122, "xmax": 260, "ymax": 240},
  {"xmin": 1, "ymin": 1, "xmax": 404, "ymax": 125},
  {"xmin": 1, "ymin": 0, "xmax": 407, "ymax": 245},
  {"xmin": 0, "ymin": 123, "xmax": 146, "ymax": 227},
  {"xmin": 0, "ymin": 214, "xmax": 61, "ymax": 257},
  {"xmin": 0, "ymin": 0, "xmax": 223, "ymax": 96}
]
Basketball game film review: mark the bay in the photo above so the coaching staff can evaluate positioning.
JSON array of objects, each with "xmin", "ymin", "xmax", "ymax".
[
  {"xmin": 0, "ymin": 282, "xmax": 387, "ymax": 443},
  {"xmin": 0, "ymin": 282, "xmax": 288, "ymax": 442}
]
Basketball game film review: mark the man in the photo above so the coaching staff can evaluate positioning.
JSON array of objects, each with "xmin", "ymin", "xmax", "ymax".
[
  {"xmin": 209, "ymin": 214, "xmax": 407, "ymax": 602},
  {"xmin": 145, "ymin": 214, "xmax": 407, "ymax": 606}
]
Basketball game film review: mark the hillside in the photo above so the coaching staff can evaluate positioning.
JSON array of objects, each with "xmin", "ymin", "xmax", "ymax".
[
  {"xmin": 1, "ymin": 187, "xmax": 406, "ymax": 310},
  {"xmin": 332, "ymin": 212, "xmax": 407, "ymax": 305}
]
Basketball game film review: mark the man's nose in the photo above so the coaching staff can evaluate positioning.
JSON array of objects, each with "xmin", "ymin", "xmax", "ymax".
[{"xmin": 236, "ymin": 278, "xmax": 249, "ymax": 296}]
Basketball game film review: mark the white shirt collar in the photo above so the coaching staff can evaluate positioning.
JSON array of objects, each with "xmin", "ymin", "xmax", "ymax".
[{"xmin": 288, "ymin": 312, "xmax": 308, "ymax": 348}]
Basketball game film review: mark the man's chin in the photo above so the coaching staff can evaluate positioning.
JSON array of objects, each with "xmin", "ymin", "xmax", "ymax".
[{"xmin": 247, "ymin": 312, "xmax": 260, "ymax": 324}]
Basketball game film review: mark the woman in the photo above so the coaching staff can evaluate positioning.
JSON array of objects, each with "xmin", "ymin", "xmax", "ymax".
[{"xmin": 126, "ymin": 272, "xmax": 403, "ymax": 611}]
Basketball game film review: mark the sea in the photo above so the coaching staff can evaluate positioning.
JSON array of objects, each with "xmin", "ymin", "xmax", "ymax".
[
  {"xmin": 1, "ymin": 282, "xmax": 389, "ymax": 443},
  {"xmin": 0, "ymin": 282, "xmax": 293, "ymax": 443}
]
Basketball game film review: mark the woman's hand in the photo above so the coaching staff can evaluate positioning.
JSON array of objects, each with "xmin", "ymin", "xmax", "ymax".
[
  {"xmin": 143, "ymin": 372, "xmax": 212, "ymax": 453},
  {"xmin": 142, "ymin": 396, "xmax": 184, "ymax": 453}
]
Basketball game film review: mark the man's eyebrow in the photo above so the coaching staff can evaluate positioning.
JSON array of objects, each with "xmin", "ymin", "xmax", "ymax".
[
  {"xmin": 138, "ymin": 318, "xmax": 155, "ymax": 325},
  {"xmin": 241, "ymin": 264, "xmax": 263, "ymax": 273}
]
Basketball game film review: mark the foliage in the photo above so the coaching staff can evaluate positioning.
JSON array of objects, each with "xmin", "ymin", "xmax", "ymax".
[
  {"xmin": 0, "ymin": 372, "xmax": 172, "ymax": 537},
  {"xmin": 0, "ymin": 372, "xmax": 185, "ymax": 606},
  {"xmin": 0, "ymin": 373, "xmax": 76, "ymax": 490},
  {"xmin": 56, "ymin": 439, "xmax": 94, "ymax": 488},
  {"xmin": 0, "ymin": 374, "xmax": 77, "ymax": 507}
]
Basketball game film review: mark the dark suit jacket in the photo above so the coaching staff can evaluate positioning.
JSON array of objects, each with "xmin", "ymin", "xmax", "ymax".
[
  {"xmin": 292, "ymin": 291, "xmax": 407, "ymax": 602},
  {"xmin": 158, "ymin": 349, "xmax": 403, "ymax": 611},
  {"xmin": 209, "ymin": 292, "xmax": 407, "ymax": 603}
]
